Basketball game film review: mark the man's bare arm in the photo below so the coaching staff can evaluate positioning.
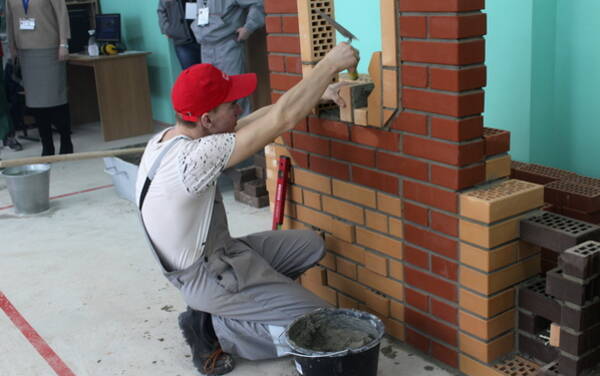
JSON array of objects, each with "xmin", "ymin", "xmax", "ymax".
[
  {"xmin": 234, "ymin": 104, "xmax": 273, "ymax": 131},
  {"xmin": 226, "ymin": 43, "xmax": 357, "ymax": 168}
]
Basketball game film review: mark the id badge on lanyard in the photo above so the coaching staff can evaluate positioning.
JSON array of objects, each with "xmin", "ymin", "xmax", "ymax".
[
  {"xmin": 197, "ymin": 7, "xmax": 209, "ymax": 26},
  {"xmin": 20, "ymin": 0, "xmax": 35, "ymax": 30}
]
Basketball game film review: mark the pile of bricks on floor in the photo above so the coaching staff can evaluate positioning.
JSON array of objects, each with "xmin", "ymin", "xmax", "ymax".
[
  {"xmin": 512, "ymin": 162, "xmax": 600, "ymax": 225},
  {"xmin": 231, "ymin": 151, "xmax": 269, "ymax": 208},
  {"xmin": 517, "ymin": 212, "xmax": 600, "ymax": 376}
]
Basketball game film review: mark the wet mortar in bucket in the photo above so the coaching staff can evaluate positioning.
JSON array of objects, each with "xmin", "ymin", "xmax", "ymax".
[{"xmin": 286, "ymin": 308, "xmax": 384, "ymax": 376}]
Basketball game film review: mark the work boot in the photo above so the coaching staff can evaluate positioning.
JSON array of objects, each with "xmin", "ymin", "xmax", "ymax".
[{"xmin": 178, "ymin": 307, "xmax": 234, "ymax": 375}]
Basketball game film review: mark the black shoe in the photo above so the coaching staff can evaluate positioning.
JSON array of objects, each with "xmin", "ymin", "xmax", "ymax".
[
  {"xmin": 4, "ymin": 137, "xmax": 23, "ymax": 151},
  {"xmin": 178, "ymin": 308, "xmax": 234, "ymax": 375}
]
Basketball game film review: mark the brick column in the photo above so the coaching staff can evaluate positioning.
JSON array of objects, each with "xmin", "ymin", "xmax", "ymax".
[{"xmin": 262, "ymin": 0, "xmax": 519, "ymax": 373}]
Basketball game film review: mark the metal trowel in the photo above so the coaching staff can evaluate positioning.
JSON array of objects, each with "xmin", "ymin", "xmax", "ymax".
[{"xmin": 318, "ymin": 11, "xmax": 360, "ymax": 80}]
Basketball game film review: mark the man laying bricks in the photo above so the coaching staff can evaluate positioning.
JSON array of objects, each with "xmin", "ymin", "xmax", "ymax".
[{"xmin": 135, "ymin": 42, "xmax": 358, "ymax": 375}]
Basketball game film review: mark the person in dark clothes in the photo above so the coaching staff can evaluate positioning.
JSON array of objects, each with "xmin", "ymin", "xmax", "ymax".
[{"xmin": 158, "ymin": 0, "xmax": 202, "ymax": 70}]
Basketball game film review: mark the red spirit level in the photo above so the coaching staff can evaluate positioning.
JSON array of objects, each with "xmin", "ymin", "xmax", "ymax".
[{"xmin": 272, "ymin": 156, "xmax": 291, "ymax": 230}]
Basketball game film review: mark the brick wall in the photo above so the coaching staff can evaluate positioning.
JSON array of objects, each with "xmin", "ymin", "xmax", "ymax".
[{"xmin": 262, "ymin": 0, "xmax": 521, "ymax": 373}]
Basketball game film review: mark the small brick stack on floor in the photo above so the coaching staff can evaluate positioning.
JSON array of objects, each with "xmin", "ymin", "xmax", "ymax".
[
  {"xmin": 518, "ymin": 213, "xmax": 600, "ymax": 375},
  {"xmin": 231, "ymin": 152, "xmax": 269, "ymax": 208}
]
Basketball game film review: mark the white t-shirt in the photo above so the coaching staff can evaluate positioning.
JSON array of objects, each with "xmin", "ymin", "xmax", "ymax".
[{"xmin": 135, "ymin": 128, "xmax": 236, "ymax": 271}]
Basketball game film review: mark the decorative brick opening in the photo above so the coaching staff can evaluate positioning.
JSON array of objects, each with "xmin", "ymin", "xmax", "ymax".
[{"xmin": 263, "ymin": 0, "xmax": 599, "ymax": 375}]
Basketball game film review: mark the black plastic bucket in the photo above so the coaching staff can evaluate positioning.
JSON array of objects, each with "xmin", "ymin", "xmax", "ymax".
[{"xmin": 284, "ymin": 308, "xmax": 385, "ymax": 376}]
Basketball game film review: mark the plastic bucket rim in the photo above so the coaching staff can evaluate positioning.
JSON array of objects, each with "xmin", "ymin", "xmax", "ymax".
[
  {"xmin": 285, "ymin": 308, "xmax": 385, "ymax": 358},
  {"xmin": 1, "ymin": 164, "xmax": 51, "ymax": 178}
]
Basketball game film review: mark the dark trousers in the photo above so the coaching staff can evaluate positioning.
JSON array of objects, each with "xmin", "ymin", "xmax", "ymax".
[
  {"xmin": 174, "ymin": 41, "xmax": 202, "ymax": 70},
  {"xmin": 31, "ymin": 104, "xmax": 73, "ymax": 156}
]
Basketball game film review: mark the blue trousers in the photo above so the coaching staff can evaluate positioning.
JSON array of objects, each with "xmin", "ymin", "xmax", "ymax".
[{"xmin": 174, "ymin": 41, "xmax": 202, "ymax": 70}]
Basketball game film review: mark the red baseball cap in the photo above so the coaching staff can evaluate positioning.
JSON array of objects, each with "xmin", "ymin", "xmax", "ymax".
[{"xmin": 172, "ymin": 64, "xmax": 257, "ymax": 122}]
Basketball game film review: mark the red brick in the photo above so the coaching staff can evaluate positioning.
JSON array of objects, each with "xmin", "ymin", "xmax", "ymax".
[
  {"xmin": 402, "ymin": 40, "xmax": 485, "ymax": 65},
  {"xmin": 292, "ymin": 132, "xmax": 329, "ymax": 155},
  {"xmin": 265, "ymin": 16, "xmax": 282, "ymax": 33},
  {"xmin": 431, "ymin": 298, "xmax": 458, "ymax": 325},
  {"xmin": 406, "ymin": 288, "xmax": 430, "ymax": 312},
  {"xmin": 269, "ymin": 73, "xmax": 302, "ymax": 91},
  {"xmin": 402, "ymin": 65, "xmax": 429, "ymax": 88},
  {"xmin": 431, "ymin": 341, "xmax": 459, "ymax": 368},
  {"xmin": 403, "ymin": 88, "xmax": 484, "ymax": 117},
  {"xmin": 405, "ymin": 266, "xmax": 458, "ymax": 302},
  {"xmin": 431, "ymin": 256, "xmax": 458, "ymax": 281},
  {"xmin": 270, "ymin": 91, "xmax": 282, "ymax": 103},
  {"xmin": 284, "ymin": 56, "xmax": 302, "ymax": 74},
  {"xmin": 403, "ymin": 134, "xmax": 484, "ymax": 166},
  {"xmin": 331, "ymin": 141, "xmax": 376, "ymax": 167},
  {"xmin": 391, "ymin": 111, "xmax": 428, "ymax": 134},
  {"xmin": 430, "ymin": 66, "xmax": 487, "ymax": 92},
  {"xmin": 429, "ymin": 14, "xmax": 487, "ymax": 39},
  {"xmin": 399, "ymin": 0, "xmax": 485, "ymax": 12},
  {"xmin": 405, "ymin": 245, "xmax": 430, "ymax": 270},
  {"xmin": 282, "ymin": 16, "xmax": 299, "ymax": 33},
  {"xmin": 404, "ymin": 202, "xmax": 429, "ymax": 227},
  {"xmin": 406, "ymin": 327, "xmax": 430, "ymax": 354},
  {"xmin": 376, "ymin": 152, "xmax": 429, "ymax": 182},
  {"xmin": 431, "ymin": 116, "xmax": 483, "ymax": 142},
  {"xmin": 406, "ymin": 307, "xmax": 458, "ymax": 346},
  {"xmin": 430, "ymin": 211, "xmax": 458, "ymax": 237},
  {"xmin": 281, "ymin": 131, "xmax": 293, "ymax": 147},
  {"xmin": 404, "ymin": 224, "xmax": 458, "ymax": 260},
  {"xmin": 267, "ymin": 35, "xmax": 300, "ymax": 54},
  {"xmin": 484, "ymin": 128, "xmax": 511, "ymax": 156},
  {"xmin": 404, "ymin": 181, "xmax": 458, "ymax": 213},
  {"xmin": 310, "ymin": 155, "xmax": 350, "ymax": 181},
  {"xmin": 352, "ymin": 166, "xmax": 399, "ymax": 195},
  {"xmin": 264, "ymin": 0, "xmax": 297, "ymax": 13},
  {"xmin": 308, "ymin": 118, "xmax": 350, "ymax": 140},
  {"xmin": 400, "ymin": 16, "xmax": 427, "ymax": 38},
  {"xmin": 289, "ymin": 149, "xmax": 309, "ymax": 169},
  {"xmin": 294, "ymin": 118, "xmax": 308, "ymax": 132},
  {"xmin": 430, "ymin": 163, "xmax": 485, "ymax": 190},
  {"xmin": 268, "ymin": 54, "xmax": 285, "ymax": 72},
  {"xmin": 351, "ymin": 127, "xmax": 399, "ymax": 151}
]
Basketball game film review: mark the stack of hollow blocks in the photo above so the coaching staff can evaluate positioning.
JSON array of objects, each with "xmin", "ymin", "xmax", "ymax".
[
  {"xmin": 512, "ymin": 162, "xmax": 600, "ymax": 274},
  {"xmin": 517, "ymin": 212, "xmax": 600, "ymax": 376},
  {"xmin": 231, "ymin": 152, "xmax": 269, "ymax": 208}
]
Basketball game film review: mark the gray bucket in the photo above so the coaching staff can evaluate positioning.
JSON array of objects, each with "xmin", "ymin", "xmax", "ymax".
[
  {"xmin": 1, "ymin": 164, "xmax": 51, "ymax": 214},
  {"xmin": 285, "ymin": 308, "xmax": 385, "ymax": 376}
]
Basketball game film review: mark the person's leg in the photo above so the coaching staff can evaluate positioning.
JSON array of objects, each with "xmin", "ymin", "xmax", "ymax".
[
  {"xmin": 180, "ymin": 240, "xmax": 329, "ymax": 360},
  {"xmin": 236, "ymin": 229, "xmax": 326, "ymax": 280},
  {"xmin": 174, "ymin": 41, "xmax": 202, "ymax": 70},
  {"xmin": 49, "ymin": 103, "xmax": 73, "ymax": 154},
  {"xmin": 207, "ymin": 39, "xmax": 251, "ymax": 116},
  {"xmin": 32, "ymin": 107, "xmax": 55, "ymax": 156}
]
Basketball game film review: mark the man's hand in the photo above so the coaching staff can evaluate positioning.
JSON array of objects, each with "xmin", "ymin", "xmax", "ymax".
[
  {"xmin": 236, "ymin": 27, "xmax": 251, "ymax": 41},
  {"xmin": 320, "ymin": 81, "xmax": 352, "ymax": 107},
  {"xmin": 321, "ymin": 42, "xmax": 359, "ymax": 74},
  {"xmin": 58, "ymin": 46, "xmax": 69, "ymax": 61}
]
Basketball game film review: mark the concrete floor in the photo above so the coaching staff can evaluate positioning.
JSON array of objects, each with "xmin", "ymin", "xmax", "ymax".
[{"xmin": 0, "ymin": 124, "xmax": 455, "ymax": 375}]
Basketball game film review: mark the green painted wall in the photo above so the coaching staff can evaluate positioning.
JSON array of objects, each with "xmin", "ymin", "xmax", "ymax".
[
  {"xmin": 553, "ymin": 0, "xmax": 600, "ymax": 177},
  {"xmin": 486, "ymin": 0, "xmax": 600, "ymax": 177},
  {"xmin": 485, "ymin": 0, "xmax": 534, "ymax": 163},
  {"xmin": 335, "ymin": 1, "xmax": 381, "ymax": 74},
  {"xmin": 100, "ymin": 0, "xmax": 178, "ymax": 123}
]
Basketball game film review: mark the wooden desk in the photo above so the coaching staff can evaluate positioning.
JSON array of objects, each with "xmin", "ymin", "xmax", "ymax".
[{"xmin": 67, "ymin": 51, "xmax": 154, "ymax": 141}]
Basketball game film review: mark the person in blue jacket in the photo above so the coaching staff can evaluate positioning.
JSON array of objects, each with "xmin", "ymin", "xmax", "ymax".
[{"xmin": 157, "ymin": 0, "xmax": 202, "ymax": 69}]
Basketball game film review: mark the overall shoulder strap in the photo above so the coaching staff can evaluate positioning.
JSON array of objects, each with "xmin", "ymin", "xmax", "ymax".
[{"xmin": 138, "ymin": 136, "xmax": 185, "ymax": 210}]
